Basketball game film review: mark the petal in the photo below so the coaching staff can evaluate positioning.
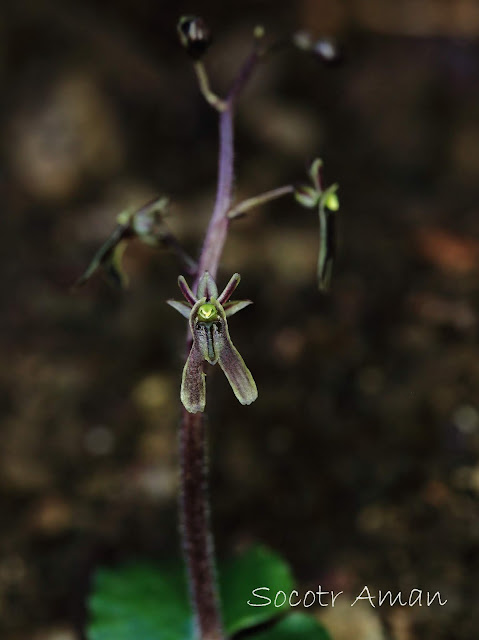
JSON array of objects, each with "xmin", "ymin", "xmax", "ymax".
[
  {"xmin": 308, "ymin": 158, "xmax": 324, "ymax": 192},
  {"xmin": 197, "ymin": 271, "xmax": 218, "ymax": 300},
  {"xmin": 181, "ymin": 343, "xmax": 206, "ymax": 413},
  {"xmin": 223, "ymin": 300, "xmax": 253, "ymax": 317},
  {"xmin": 213, "ymin": 321, "xmax": 258, "ymax": 406},
  {"xmin": 166, "ymin": 300, "xmax": 192, "ymax": 318},
  {"xmin": 317, "ymin": 204, "xmax": 336, "ymax": 292},
  {"xmin": 217, "ymin": 273, "xmax": 241, "ymax": 304},
  {"xmin": 104, "ymin": 242, "xmax": 129, "ymax": 288},
  {"xmin": 75, "ymin": 224, "xmax": 129, "ymax": 288},
  {"xmin": 178, "ymin": 276, "xmax": 197, "ymax": 305},
  {"xmin": 294, "ymin": 184, "xmax": 319, "ymax": 209}
]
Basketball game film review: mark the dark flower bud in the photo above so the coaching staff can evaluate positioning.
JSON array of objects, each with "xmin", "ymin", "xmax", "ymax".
[{"xmin": 177, "ymin": 16, "xmax": 212, "ymax": 60}]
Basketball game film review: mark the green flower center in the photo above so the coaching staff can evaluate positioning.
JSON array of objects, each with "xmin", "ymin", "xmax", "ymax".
[{"xmin": 197, "ymin": 303, "xmax": 218, "ymax": 321}]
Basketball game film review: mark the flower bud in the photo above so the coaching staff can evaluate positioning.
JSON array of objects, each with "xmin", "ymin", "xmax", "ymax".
[{"xmin": 177, "ymin": 16, "xmax": 212, "ymax": 60}]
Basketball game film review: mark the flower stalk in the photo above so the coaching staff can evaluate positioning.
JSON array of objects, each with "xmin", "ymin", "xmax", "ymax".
[
  {"xmin": 227, "ymin": 185, "xmax": 294, "ymax": 220},
  {"xmin": 180, "ymin": 408, "xmax": 222, "ymax": 640},
  {"xmin": 178, "ymin": 115, "xmax": 232, "ymax": 640}
]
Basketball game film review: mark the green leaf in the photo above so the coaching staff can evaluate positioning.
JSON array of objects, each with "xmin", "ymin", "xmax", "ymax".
[
  {"xmin": 251, "ymin": 613, "xmax": 332, "ymax": 640},
  {"xmin": 87, "ymin": 564, "xmax": 191, "ymax": 640},
  {"xmin": 218, "ymin": 546, "xmax": 295, "ymax": 635},
  {"xmin": 87, "ymin": 547, "xmax": 319, "ymax": 640}
]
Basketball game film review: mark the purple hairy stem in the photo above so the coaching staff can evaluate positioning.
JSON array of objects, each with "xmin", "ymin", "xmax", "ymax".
[
  {"xmin": 180, "ymin": 409, "xmax": 222, "ymax": 640},
  {"xmin": 195, "ymin": 109, "xmax": 234, "ymax": 285},
  {"xmin": 195, "ymin": 48, "xmax": 261, "ymax": 287},
  {"xmin": 179, "ymin": 44, "xmax": 261, "ymax": 640}
]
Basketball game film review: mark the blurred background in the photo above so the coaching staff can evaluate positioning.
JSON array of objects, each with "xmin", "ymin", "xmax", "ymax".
[{"xmin": 2, "ymin": 0, "xmax": 479, "ymax": 638}]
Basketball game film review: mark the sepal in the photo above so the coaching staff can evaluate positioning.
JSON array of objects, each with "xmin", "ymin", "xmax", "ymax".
[
  {"xmin": 294, "ymin": 184, "xmax": 319, "ymax": 209},
  {"xmin": 166, "ymin": 300, "xmax": 192, "ymax": 318},
  {"xmin": 197, "ymin": 271, "xmax": 218, "ymax": 300},
  {"xmin": 223, "ymin": 300, "xmax": 253, "ymax": 317}
]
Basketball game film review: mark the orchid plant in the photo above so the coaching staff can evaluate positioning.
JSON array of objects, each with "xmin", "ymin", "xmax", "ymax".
[{"xmin": 84, "ymin": 15, "xmax": 340, "ymax": 640}]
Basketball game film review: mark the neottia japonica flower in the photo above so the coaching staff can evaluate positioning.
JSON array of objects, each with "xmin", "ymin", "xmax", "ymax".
[
  {"xmin": 168, "ymin": 272, "xmax": 258, "ymax": 413},
  {"xmin": 294, "ymin": 158, "xmax": 339, "ymax": 292}
]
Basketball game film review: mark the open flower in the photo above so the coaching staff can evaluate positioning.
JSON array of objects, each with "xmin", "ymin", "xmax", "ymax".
[{"xmin": 167, "ymin": 272, "xmax": 258, "ymax": 413}]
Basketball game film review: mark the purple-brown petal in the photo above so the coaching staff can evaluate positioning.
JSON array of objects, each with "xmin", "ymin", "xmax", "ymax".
[
  {"xmin": 181, "ymin": 342, "xmax": 206, "ymax": 413},
  {"xmin": 217, "ymin": 273, "xmax": 241, "ymax": 305},
  {"xmin": 213, "ymin": 320, "xmax": 258, "ymax": 406},
  {"xmin": 178, "ymin": 275, "xmax": 197, "ymax": 305}
]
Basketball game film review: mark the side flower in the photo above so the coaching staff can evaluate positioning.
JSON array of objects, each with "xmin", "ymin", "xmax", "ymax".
[
  {"xmin": 294, "ymin": 158, "xmax": 339, "ymax": 292},
  {"xmin": 168, "ymin": 272, "xmax": 258, "ymax": 413},
  {"xmin": 75, "ymin": 196, "xmax": 196, "ymax": 288}
]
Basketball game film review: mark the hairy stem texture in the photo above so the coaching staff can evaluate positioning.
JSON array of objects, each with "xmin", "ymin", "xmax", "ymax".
[
  {"xmin": 179, "ymin": 46, "xmax": 260, "ymax": 640},
  {"xmin": 179, "ymin": 106, "xmax": 236, "ymax": 640},
  {"xmin": 180, "ymin": 408, "xmax": 222, "ymax": 640},
  {"xmin": 196, "ymin": 109, "xmax": 234, "ymax": 284}
]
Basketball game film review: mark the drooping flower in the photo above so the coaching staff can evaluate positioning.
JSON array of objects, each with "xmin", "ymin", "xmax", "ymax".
[
  {"xmin": 167, "ymin": 272, "xmax": 258, "ymax": 413},
  {"xmin": 75, "ymin": 197, "xmax": 171, "ymax": 288},
  {"xmin": 75, "ymin": 197, "xmax": 196, "ymax": 288}
]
